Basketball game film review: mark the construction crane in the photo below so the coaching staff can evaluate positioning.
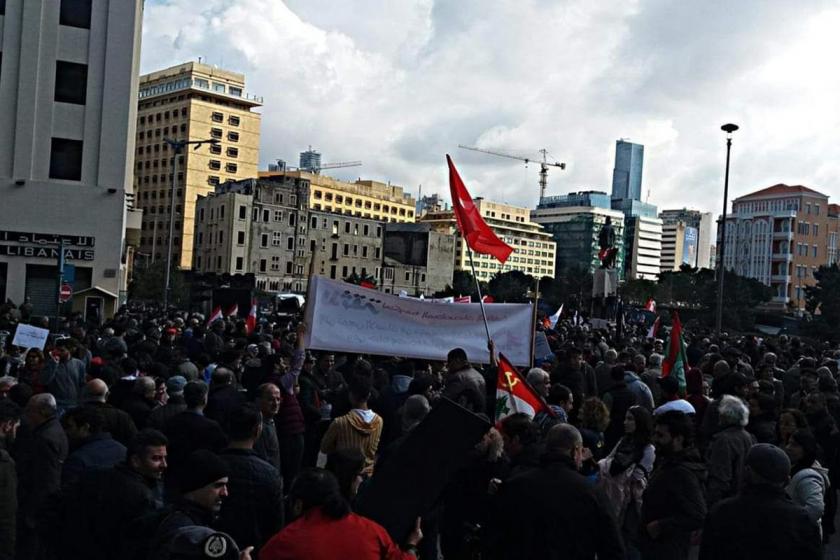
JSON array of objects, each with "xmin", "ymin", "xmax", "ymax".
[
  {"xmin": 272, "ymin": 159, "xmax": 362, "ymax": 174},
  {"xmin": 458, "ymin": 145, "xmax": 566, "ymax": 200}
]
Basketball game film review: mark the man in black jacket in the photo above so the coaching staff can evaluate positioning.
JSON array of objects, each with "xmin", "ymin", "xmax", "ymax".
[
  {"xmin": 493, "ymin": 424, "xmax": 624, "ymax": 560},
  {"xmin": 81, "ymin": 379, "xmax": 137, "ymax": 446},
  {"xmin": 204, "ymin": 367, "xmax": 246, "ymax": 427},
  {"xmin": 639, "ymin": 410, "xmax": 707, "ymax": 560},
  {"xmin": 217, "ymin": 404, "xmax": 284, "ymax": 553},
  {"xmin": 699, "ymin": 443, "xmax": 822, "ymax": 560}
]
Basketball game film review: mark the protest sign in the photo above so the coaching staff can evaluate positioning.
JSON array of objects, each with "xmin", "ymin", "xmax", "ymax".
[
  {"xmin": 304, "ymin": 276, "xmax": 533, "ymax": 365},
  {"xmin": 12, "ymin": 323, "xmax": 50, "ymax": 350}
]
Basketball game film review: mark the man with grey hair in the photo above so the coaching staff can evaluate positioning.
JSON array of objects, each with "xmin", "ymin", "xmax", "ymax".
[
  {"xmin": 595, "ymin": 349, "xmax": 618, "ymax": 395},
  {"xmin": 16, "ymin": 394, "xmax": 68, "ymax": 557},
  {"xmin": 706, "ymin": 394, "xmax": 756, "ymax": 507},
  {"xmin": 641, "ymin": 353, "xmax": 665, "ymax": 406},
  {"xmin": 525, "ymin": 368, "xmax": 551, "ymax": 398},
  {"xmin": 493, "ymin": 423, "xmax": 624, "ymax": 559}
]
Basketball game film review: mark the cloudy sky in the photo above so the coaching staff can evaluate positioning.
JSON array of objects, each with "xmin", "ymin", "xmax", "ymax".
[{"xmin": 140, "ymin": 0, "xmax": 840, "ymax": 216}]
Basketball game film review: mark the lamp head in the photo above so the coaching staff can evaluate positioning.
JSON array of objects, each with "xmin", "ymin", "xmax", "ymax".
[{"xmin": 721, "ymin": 123, "xmax": 739, "ymax": 135}]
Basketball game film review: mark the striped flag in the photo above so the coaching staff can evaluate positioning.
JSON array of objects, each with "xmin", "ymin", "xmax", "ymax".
[
  {"xmin": 206, "ymin": 305, "xmax": 223, "ymax": 327},
  {"xmin": 662, "ymin": 311, "xmax": 688, "ymax": 394},
  {"xmin": 245, "ymin": 299, "xmax": 257, "ymax": 335},
  {"xmin": 225, "ymin": 304, "xmax": 239, "ymax": 317},
  {"xmin": 647, "ymin": 316, "xmax": 661, "ymax": 339},
  {"xmin": 548, "ymin": 304, "xmax": 563, "ymax": 329},
  {"xmin": 495, "ymin": 353, "xmax": 552, "ymax": 421}
]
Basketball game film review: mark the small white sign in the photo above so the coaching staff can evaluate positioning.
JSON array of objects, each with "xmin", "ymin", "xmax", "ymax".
[{"xmin": 12, "ymin": 324, "xmax": 50, "ymax": 351}]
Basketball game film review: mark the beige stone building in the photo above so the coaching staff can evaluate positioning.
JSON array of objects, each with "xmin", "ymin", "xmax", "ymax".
[
  {"xmin": 421, "ymin": 198, "xmax": 556, "ymax": 281},
  {"xmin": 134, "ymin": 62, "xmax": 261, "ymax": 269},
  {"xmin": 258, "ymin": 169, "xmax": 416, "ymax": 223}
]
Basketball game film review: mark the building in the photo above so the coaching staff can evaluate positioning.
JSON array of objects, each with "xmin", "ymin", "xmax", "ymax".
[
  {"xmin": 721, "ymin": 184, "xmax": 839, "ymax": 311},
  {"xmin": 259, "ymin": 169, "xmax": 417, "ymax": 223},
  {"xmin": 611, "ymin": 140, "xmax": 644, "ymax": 202},
  {"xmin": 539, "ymin": 191, "xmax": 611, "ymax": 209},
  {"xmin": 531, "ymin": 203, "xmax": 626, "ymax": 279},
  {"xmin": 422, "ymin": 199, "xmax": 556, "ymax": 282},
  {"xmin": 299, "ymin": 147, "xmax": 321, "ymax": 172},
  {"xmin": 382, "ymin": 223, "xmax": 456, "ymax": 295},
  {"xmin": 134, "ymin": 62, "xmax": 262, "ymax": 270},
  {"xmin": 415, "ymin": 193, "xmax": 447, "ymax": 217},
  {"xmin": 625, "ymin": 216, "xmax": 663, "ymax": 280},
  {"xmin": 659, "ymin": 208, "xmax": 714, "ymax": 269},
  {"xmin": 0, "ymin": 0, "xmax": 143, "ymax": 320},
  {"xmin": 660, "ymin": 221, "xmax": 699, "ymax": 272}
]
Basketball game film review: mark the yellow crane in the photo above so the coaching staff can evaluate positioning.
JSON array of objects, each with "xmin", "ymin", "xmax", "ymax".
[{"xmin": 458, "ymin": 145, "xmax": 566, "ymax": 201}]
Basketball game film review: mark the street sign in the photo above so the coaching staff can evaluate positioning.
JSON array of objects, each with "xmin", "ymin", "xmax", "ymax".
[{"xmin": 59, "ymin": 283, "xmax": 73, "ymax": 303}]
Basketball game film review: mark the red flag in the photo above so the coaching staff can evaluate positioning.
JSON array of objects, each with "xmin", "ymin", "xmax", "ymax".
[
  {"xmin": 454, "ymin": 295, "xmax": 471, "ymax": 303},
  {"xmin": 360, "ymin": 280, "xmax": 375, "ymax": 289},
  {"xmin": 225, "ymin": 304, "xmax": 239, "ymax": 317},
  {"xmin": 662, "ymin": 312, "xmax": 688, "ymax": 393},
  {"xmin": 206, "ymin": 306, "xmax": 223, "ymax": 327},
  {"xmin": 447, "ymin": 155, "xmax": 513, "ymax": 264},
  {"xmin": 482, "ymin": 295, "xmax": 494, "ymax": 303},
  {"xmin": 647, "ymin": 316, "xmax": 661, "ymax": 339},
  {"xmin": 644, "ymin": 298, "xmax": 656, "ymax": 312},
  {"xmin": 245, "ymin": 299, "xmax": 257, "ymax": 335},
  {"xmin": 495, "ymin": 353, "xmax": 552, "ymax": 420}
]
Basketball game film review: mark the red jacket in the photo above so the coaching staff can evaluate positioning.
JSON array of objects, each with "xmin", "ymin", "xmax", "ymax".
[{"xmin": 260, "ymin": 508, "xmax": 414, "ymax": 560}]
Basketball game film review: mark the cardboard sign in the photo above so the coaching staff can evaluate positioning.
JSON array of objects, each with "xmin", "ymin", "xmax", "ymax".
[{"xmin": 12, "ymin": 323, "xmax": 50, "ymax": 350}]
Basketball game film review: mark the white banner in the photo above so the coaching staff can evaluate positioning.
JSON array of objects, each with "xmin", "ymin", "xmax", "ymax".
[
  {"xmin": 12, "ymin": 323, "xmax": 50, "ymax": 350},
  {"xmin": 304, "ymin": 276, "xmax": 533, "ymax": 366}
]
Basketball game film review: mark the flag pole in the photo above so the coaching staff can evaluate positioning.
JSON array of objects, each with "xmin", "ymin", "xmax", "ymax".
[
  {"xmin": 530, "ymin": 276, "xmax": 539, "ymax": 368},
  {"xmin": 466, "ymin": 245, "xmax": 492, "ymax": 344}
]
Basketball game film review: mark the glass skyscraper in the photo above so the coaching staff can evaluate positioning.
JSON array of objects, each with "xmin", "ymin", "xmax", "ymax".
[{"xmin": 611, "ymin": 140, "xmax": 644, "ymax": 201}]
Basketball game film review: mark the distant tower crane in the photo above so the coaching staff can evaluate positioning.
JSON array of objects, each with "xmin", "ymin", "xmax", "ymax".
[
  {"xmin": 458, "ymin": 145, "xmax": 566, "ymax": 200},
  {"xmin": 272, "ymin": 158, "xmax": 362, "ymax": 174}
]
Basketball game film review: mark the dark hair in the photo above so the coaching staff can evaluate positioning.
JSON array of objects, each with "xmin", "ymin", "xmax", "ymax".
[
  {"xmin": 408, "ymin": 375, "xmax": 433, "ymax": 396},
  {"xmin": 790, "ymin": 429, "xmax": 819, "ymax": 474},
  {"xmin": 548, "ymin": 384, "xmax": 572, "ymax": 406},
  {"xmin": 447, "ymin": 348, "xmax": 468, "ymax": 363},
  {"xmin": 325, "ymin": 448, "xmax": 365, "ymax": 502},
  {"xmin": 610, "ymin": 364, "xmax": 626, "ymax": 381},
  {"xmin": 227, "ymin": 404, "xmax": 262, "ymax": 441},
  {"xmin": 120, "ymin": 358, "xmax": 138, "ymax": 375},
  {"xmin": 289, "ymin": 468, "xmax": 351, "ymax": 519},
  {"xmin": 348, "ymin": 374, "xmax": 372, "ymax": 403},
  {"xmin": 658, "ymin": 375, "xmax": 679, "ymax": 396},
  {"xmin": 750, "ymin": 392, "xmax": 777, "ymax": 416},
  {"xmin": 0, "ymin": 400, "xmax": 22, "ymax": 423},
  {"xmin": 127, "ymin": 428, "xmax": 168, "ymax": 459},
  {"xmin": 655, "ymin": 410, "xmax": 695, "ymax": 447},
  {"xmin": 62, "ymin": 406, "xmax": 104, "ymax": 434},
  {"xmin": 184, "ymin": 381, "xmax": 209, "ymax": 408},
  {"xmin": 627, "ymin": 406, "xmax": 653, "ymax": 447},
  {"xmin": 499, "ymin": 413, "xmax": 540, "ymax": 447},
  {"xmin": 8, "ymin": 383, "xmax": 33, "ymax": 408}
]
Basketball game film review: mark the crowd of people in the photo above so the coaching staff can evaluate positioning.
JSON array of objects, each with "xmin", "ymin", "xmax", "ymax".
[{"xmin": 0, "ymin": 299, "xmax": 839, "ymax": 559}]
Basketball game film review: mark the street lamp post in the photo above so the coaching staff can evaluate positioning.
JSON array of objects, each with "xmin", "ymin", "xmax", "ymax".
[
  {"xmin": 715, "ymin": 123, "xmax": 739, "ymax": 336},
  {"xmin": 162, "ymin": 137, "xmax": 219, "ymax": 310}
]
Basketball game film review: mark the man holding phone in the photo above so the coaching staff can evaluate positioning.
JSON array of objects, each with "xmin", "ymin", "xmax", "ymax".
[{"xmin": 40, "ymin": 339, "xmax": 86, "ymax": 415}]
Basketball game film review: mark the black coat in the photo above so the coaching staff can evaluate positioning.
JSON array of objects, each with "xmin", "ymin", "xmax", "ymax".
[
  {"xmin": 15, "ymin": 417, "xmax": 68, "ymax": 530},
  {"xmin": 204, "ymin": 384, "xmax": 246, "ymax": 427},
  {"xmin": 639, "ymin": 449, "xmax": 707, "ymax": 560},
  {"xmin": 83, "ymin": 402, "xmax": 138, "ymax": 446},
  {"xmin": 603, "ymin": 382, "xmax": 636, "ymax": 451},
  {"xmin": 699, "ymin": 484, "xmax": 822, "ymax": 560},
  {"xmin": 216, "ymin": 448, "xmax": 285, "ymax": 552},
  {"xmin": 120, "ymin": 394, "xmax": 156, "ymax": 430},
  {"xmin": 491, "ymin": 453, "xmax": 624, "ymax": 560}
]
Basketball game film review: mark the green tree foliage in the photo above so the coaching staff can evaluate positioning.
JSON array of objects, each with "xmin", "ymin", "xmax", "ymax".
[
  {"xmin": 539, "ymin": 266, "xmax": 593, "ymax": 309},
  {"xmin": 804, "ymin": 264, "xmax": 840, "ymax": 342},
  {"xmin": 434, "ymin": 270, "xmax": 485, "ymax": 299},
  {"xmin": 487, "ymin": 270, "xmax": 537, "ymax": 303},
  {"xmin": 128, "ymin": 261, "xmax": 189, "ymax": 307}
]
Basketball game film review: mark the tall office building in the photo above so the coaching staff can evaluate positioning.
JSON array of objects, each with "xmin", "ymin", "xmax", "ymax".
[
  {"xmin": 134, "ymin": 62, "xmax": 262, "ymax": 269},
  {"xmin": 660, "ymin": 221, "xmax": 699, "ymax": 272},
  {"xmin": 421, "ymin": 199, "xmax": 556, "ymax": 282},
  {"xmin": 721, "ymin": 184, "xmax": 840, "ymax": 311},
  {"xmin": 659, "ymin": 208, "xmax": 714, "ymax": 269},
  {"xmin": 299, "ymin": 148, "xmax": 321, "ymax": 172},
  {"xmin": 611, "ymin": 140, "xmax": 644, "ymax": 201},
  {"xmin": 0, "ymin": 0, "xmax": 143, "ymax": 320}
]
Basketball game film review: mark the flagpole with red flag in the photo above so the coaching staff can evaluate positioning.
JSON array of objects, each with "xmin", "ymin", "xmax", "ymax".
[{"xmin": 447, "ymin": 155, "xmax": 513, "ymax": 349}]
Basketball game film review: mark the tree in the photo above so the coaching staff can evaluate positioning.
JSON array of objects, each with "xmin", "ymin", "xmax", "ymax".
[
  {"xmin": 622, "ymin": 278, "xmax": 658, "ymax": 306},
  {"xmin": 487, "ymin": 270, "xmax": 536, "ymax": 303},
  {"xmin": 434, "ymin": 270, "xmax": 486, "ymax": 299},
  {"xmin": 804, "ymin": 264, "xmax": 840, "ymax": 342},
  {"xmin": 129, "ymin": 261, "xmax": 189, "ymax": 307}
]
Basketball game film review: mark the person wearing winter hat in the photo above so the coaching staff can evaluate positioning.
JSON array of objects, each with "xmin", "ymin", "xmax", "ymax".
[
  {"xmin": 699, "ymin": 443, "xmax": 822, "ymax": 560},
  {"xmin": 152, "ymin": 449, "xmax": 230, "ymax": 546}
]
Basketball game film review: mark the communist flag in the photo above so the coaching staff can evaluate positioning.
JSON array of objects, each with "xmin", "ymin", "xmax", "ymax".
[
  {"xmin": 495, "ymin": 353, "xmax": 552, "ymax": 421},
  {"xmin": 447, "ymin": 155, "xmax": 513, "ymax": 264}
]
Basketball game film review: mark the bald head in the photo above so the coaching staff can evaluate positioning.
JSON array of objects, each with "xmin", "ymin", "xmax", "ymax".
[
  {"xmin": 545, "ymin": 424, "xmax": 583, "ymax": 468},
  {"xmin": 83, "ymin": 379, "xmax": 109, "ymax": 403}
]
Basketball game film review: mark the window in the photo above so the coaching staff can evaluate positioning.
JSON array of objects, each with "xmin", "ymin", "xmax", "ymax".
[
  {"xmin": 229, "ymin": 115, "xmax": 241, "ymax": 126},
  {"xmin": 363, "ymin": 225, "xmax": 369, "ymax": 236},
  {"xmin": 263, "ymin": 209, "xmax": 270, "ymax": 222},
  {"xmin": 272, "ymin": 232, "xmax": 282, "ymax": 246},
  {"xmin": 210, "ymin": 128, "xmax": 223, "ymax": 139},
  {"xmin": 376, "ymin": 226, "xmax": 382, "ymax": 237},
  {"xmin": 237, "ymin": 231, "xmax": 245, "ymax": 245},
  {"xmin": 311, "ymin": 216, "xmax": 318, "ymax": 229},
  {"xmin": 209, "ymin": 144, "xmax": 221, "ymax": 155},
  {"xmin": 60, "ymin": 0, "xmax": 92, "ymax": 28},
  {"xmin": 345, "ymin": 222, "xmax": 351, "ymax": 234},
  {"xmin": 405, "ymin": 271, "xmax": 411, "ymax": 281},
  {"xmin": 229, "ymin": 88, "xmax": 242, "ymax": 98},
  {"xmin": 208, "ymin": 176, "xmax": 220, "ymax": 185},
  {"xmin": 289, "ymin": 214, "xmax": 296, "ymax": 226},
  {"xmin": 55, "ymin": 61, "xmax": 88, "ymax": 105},
  {"xmin": 212, "ymin": 82, "xmax": 226, "ymax": 93},
  {"xmin": 375, "ymin": 247, "xmax": 381, "ymax": 259},
  {"xmin": 287, "ymin": 237, "xmax": 294, "ymax": 250},
  {"xmin": 362, "ymin": 246, "xmax": 368, "ymax": 258},
  {"xmin": 286, "ymin": 262, "xmax": 293, "ymax": 274},
  {"xmin": 227, "ymin": 147, "xmax": 239, "ymax": 158},
  {"xmin": 198, "ymin": 208, "xmax": 205, "ymax": 221},
  {"xmin": 274, "ymin": 210, "xmax": 283, "ymax": 222},
  {"xmin": 225, "ymin": 163, "xmax": 237, "ymax": 173},
  {"xmin": 219, "ymin": 205, "xmax": 224, "ymax": 219},
  {"xmin": 228, "ymin": 131, "xmax": 239, "ymax": 142},
  {"xmin": 209, "ymin": 160, "xmax": 221, "ymax": 170},
  {"xmin": 238, "ymin": 205, "xmax": 246, "ymax": 219},
  {"xmin": 259, "ymin": 259, "xmax": 267, "ymax": 272},
  {"xmin": 211, "ymin": 112, "xmax": 223, "ymax": 122},
  {"xmin": 813, "ymin": 245, "xmax": 818, "ymax": 257},
  {"xmin": 343, "ymin": 244, "xmax": 349, "ymax": 256},
  {"xmin": 217, "ymin": 256, "xmax": 223, "ymax": 269},
  {"xmin": 235, "ymin": 257, "xmax": 243, "ymax": 271},
  {"xmin": 49, "ymin": 138, "xmax": 83, "ymax": 180},
  {"xmin": 814, "ymin": 224, "xmax": 819, "ymax": 237}
]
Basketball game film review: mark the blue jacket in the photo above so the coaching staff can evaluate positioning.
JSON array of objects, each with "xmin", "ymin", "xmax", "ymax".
[
  {"xmin": 62, "ymin": 433, "xmax": 126, "ymax": 490},
  {"xmin": 41, "ymin": 358, "xmax": 86, "ymax": 409}
]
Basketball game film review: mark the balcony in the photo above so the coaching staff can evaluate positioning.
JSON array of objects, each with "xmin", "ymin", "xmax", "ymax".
[
  {"xmin": 771, "ymin": 252, "xmax": 793, "ymax": 261},
  {"xmin": 772, "ymin": 296, "xmax": 790, "ymax": 304},
  {"xmin": 773, "ymin": 230, "xmax": 793, "ymax": 240},
  {"xmin": 770, "ymin": 274, "xmax": 791, "ymax": 283}
]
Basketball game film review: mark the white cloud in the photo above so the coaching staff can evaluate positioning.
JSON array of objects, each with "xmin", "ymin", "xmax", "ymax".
[{"xmin": 141, "ymin": 0, "xmax": 840, "ymax": 214}]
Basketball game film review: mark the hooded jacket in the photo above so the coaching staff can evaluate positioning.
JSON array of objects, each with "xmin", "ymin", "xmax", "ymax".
[
  {"xmin": 787, "ymin": 461, "xmax": 830, "ymax": 527},
  {"xmin": 320, "ymin": 409, "xmax": 383, "ymax": 474}
]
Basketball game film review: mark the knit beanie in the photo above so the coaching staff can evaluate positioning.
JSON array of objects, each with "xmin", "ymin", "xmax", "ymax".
[
  {"xmin": 178, "ymin": 450, "xmax": 229, "ymax": 494},
  {"xmin": 746, "ymin": 443, "xmax": 790, "ymax": 485}
]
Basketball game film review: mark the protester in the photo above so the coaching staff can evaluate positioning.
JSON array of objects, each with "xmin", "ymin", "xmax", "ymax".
[
  {"xmin": 0, "ymin": 400, "xmax": 21, "ymax": 560},
  {"xmin": 320, "ymin": 374, "xmax": 383, "ymax": 475},
  {"xmin": 441, "ymin": 347, "xmax": 486, "ymax": 413},
  {"xmin": 253, "ymin": 382, "xmax": 283, "ymax": 471},
  {"xmin": 778, "ymin": 407, "xmax": 809, "ymax": 446},
  {"xmin": 699, "ymin": 443, "xmax": 822, "ymax": 560},
  {"xmin": 80, "ymin": 378, "xmax": 138, "ymax": 445},
  {"xmin": 60, "ymin": 405, "xmax": 127, "ymax": 490},
  {"xmin": 785, "ymin": 429, "xmax": 830, "ymax": 536},
  {"xmin": 39, "ymin": 340, "xmax": 86, "ymax": 413}
]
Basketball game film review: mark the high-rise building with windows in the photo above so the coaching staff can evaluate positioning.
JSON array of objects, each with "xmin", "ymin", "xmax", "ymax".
[
  {"xmin": 720, "ymin": 184, "xmax": 840, "ymax": 311},
  {"xmin": 659, "ymin": 208, "xmax": 714, "ymax": 269},
  {"xmin": 611, "ymin": 140, "xmax": 644, "ymax": 202},
  {"xmin": 299, "ymin": 148, "xmax": 321, "ymax": 172},
  {"xmin": 0, "ymin": 0, "xmax": 143, "ymax": 320},
  {"xmin": 134, "ymin": 62, "xmax": 262, "ymax": 269}
]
